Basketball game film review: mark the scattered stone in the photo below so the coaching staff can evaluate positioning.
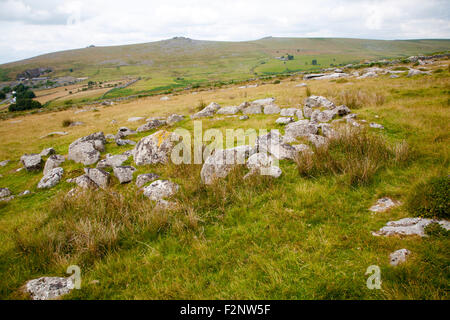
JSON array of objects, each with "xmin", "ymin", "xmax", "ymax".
[
  {"xmin": 0, "ymin": 160, "xmax": 9, "ymax": 167},
  {"xmin": 136, "ymin": 173, "xmax": 160, "ymax": 187},
  {"xmin": 369, "ymin": 197, "xmax": 399, "ymax": 213},
  {"xmin": 84, "ymin": 168, "xmax": 110, "ymax": 188},
  {"xmin": 292, "ymin": 144, "xmax": 312, "ymax": 154},
  {"xmin": 252, "ymin": 98, "xmax": 275, "ymax": 106},
  {"xmin": 136, "ymin": 119, "xmax": 166, "ymax": 133},
  {"xmin": 40, "ymin": 132, "xmax": 68, "ymax": 139},
  {"xmin": 201, "ymin": 145, "xmax": 255, "ymax": 184},
  {"xmin": 255, "ymin": 131, "xmax": 297, "ymax": 160},
  {"xmin": 307, "ymin": 134, "xmax": 328, "ymax": 148},
  {"xmin": 310, "ymin": 109, "xmax": 336, "ymax": 123},
  {"xmin": 110, "ymin": 120, "xmax": 117, "ymax": 125},
  {"xmin": 304, "ymin": 95, "xmax": 336, "ymax": 110},
  {"xmin": 390, "ymin": 74, "xmax": 400, "ymax": 79},
  {"xmin": 133, "ymin": 130, "xmax": 180, "ymax": 166},
  {"xmin": 25, "ymin": 277, "xmax": 74, "ymax": 300},
  {"xmin": 242, "ymin": 104, "xmax": 262, "ymax": 114},
  {"xmin": 74, "ymin": 175, "xmax": 98, "ymax": 189},
  {"xmin": 154, "ymin": 199, "xmax": 177, "ymax": 211},
  {"xmin": 68, "ymin": 121, "xmax": 84, "ymax": 127},
  {"xmin": 275, "ymin": 117, "xmax": 294, "ymax": 125},
  {"xmin": 105, "ymin": 134, "xmax": 116, "ymax": 140},
  {"xmin": 167, "ymin": 114, "xmax": 184, "ymax": 124},
  {"xmin": 18, "ymin": 190, "xmax": 31, "ymax": 196},
  {"xmin": 372, "ymin": 218, "xmax": 450, "ymax": 237},
  {"xmin": 370, "ymin": 122, "xmax": 384, "ymax": 129},
  {"xmin": 143, "ymin": 180, "xmax": 179, "ymax": 201},
  {"xmin": 239, "ymin": 115, "xmax": 249, "ymax": 120},
  {"xmin": 116, "ymin": 127, "xmax": 136, "ymax": 139},
  {"xmin": 39, "ymin": 148, "xmax": 56, "ymax": 157},
  {"xmin": 0, "ymin": 188, "xmax": 12, "ymax": 198},
  {"xmin": 295, "ymin": 83, "xmax": 307, "ymax": 87},
  {"xmin": 283, "ymin": 120, "xmax": 318, "ymax": 143},
  {"xmin": 97, "ymin": 154, "xmax": 128, "ymax": 169},
  {"xmin": 37, "ymin": 167, "xmax": 64, "ymax": 189},
  {"xmin": 43, "ymin": 155, "xmax": 65, "ymax": 176},
  {"xmin": 191, "ymin": 102, "xmax": 221, "ymax": 118},
  {"xmin": 113, "ymin": 166, "xmax": 136, "ymax": 184},
  {"xmin": 390, "ymin": 249, "xmax": 411, "ymax": 266},
  {"xmin": 407, "ymin": 69, "xmax": 430, "ymax": 77},
  {"xmin": 160, "ymin": 96, "xmax": 170, "ymax": 101},
  {"xmin": 68, "ymin": 132, "xmax": 106, "ymax": 165},
  {"xmin": 358, "ymin": 71, "xmax": 378, "ymax": 79},
  {"xmin": 128, "ymin": 117, "xmax": 145, "ymax": 122},
  {"xmin": 116, "ymin": 139, "xmax": 136, "ymax": 146},
  {"xmin": 280, "ymin": 108, "xmax": 300, "ymax": 117},
  {"xmin": 263, "ymin": 104, "xmax": 281, "ymax": 115},
  {"xmin": 217, "ymin": 106, "xmax": 241, "ymax": 115},
  {"xmin": 20, "ymin": 154, "xmax": 43, "ymax": 172}
]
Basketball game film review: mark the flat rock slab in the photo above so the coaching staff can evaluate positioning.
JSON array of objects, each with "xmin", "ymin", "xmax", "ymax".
[
  {"xmin": 25, "ymin": 277, "xmax": 74, "ymax": 300},
  {"xmin": 369, "ymin": 197, "xmax": 399, "ymax": 213},
  {"xmin": 372, "ymin": 217, "xmax": 450, "ymax": 237}
]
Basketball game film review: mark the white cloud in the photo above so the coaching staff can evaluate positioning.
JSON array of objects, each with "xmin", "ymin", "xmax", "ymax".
[{"xmin": 0, "ymin": 0, "xmax": 449, "ymax": 63}]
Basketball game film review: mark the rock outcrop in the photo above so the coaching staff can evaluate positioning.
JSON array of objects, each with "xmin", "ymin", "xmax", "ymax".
[{"xmin": 133, "ymin": 130, "xmax": 180, "ymax": 166}]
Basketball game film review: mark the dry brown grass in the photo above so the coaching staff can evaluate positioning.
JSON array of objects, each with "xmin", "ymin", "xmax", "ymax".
[{"xmin": 295, "ymin": 126, "xmax": 410, "ymax": 186}]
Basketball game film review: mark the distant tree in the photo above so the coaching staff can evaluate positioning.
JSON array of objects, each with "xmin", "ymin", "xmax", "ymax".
[
  {"xmin": 9, "ymin": 98, "xmax": 42, "ymax": 112},
  {"xmin": 287, "ymin": 54, "xmax": 294, "ymax": 60},
  {"xmin": 312, "ymin": 59, "xmax": 318, "ymax": 65},
  {"xmin": 0, "ymin": 92, "xmax": 5, "ymax": 99},
  {"xmin": 2, "ymin": 86, "xmax": 11, "ymax": 93},
  {"xmin": 69, "ymin": 68, "xmax": 73, "ymax": 72}
]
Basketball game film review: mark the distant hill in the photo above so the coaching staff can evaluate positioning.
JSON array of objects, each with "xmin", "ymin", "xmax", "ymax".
[{"xmin": 1, "ymin": 37, "xmax": 449, "ymax": 85}]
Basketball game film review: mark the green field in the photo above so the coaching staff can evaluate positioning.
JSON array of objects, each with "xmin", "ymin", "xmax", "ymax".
[{"xmin": 1, "ymin": 37, "xmax": 449, "ymax": 99}]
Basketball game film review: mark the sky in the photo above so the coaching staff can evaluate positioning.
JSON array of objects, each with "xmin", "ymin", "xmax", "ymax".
[{"xmin": 0, "ymin": 0, "xmax": 449, "ymax": 64}]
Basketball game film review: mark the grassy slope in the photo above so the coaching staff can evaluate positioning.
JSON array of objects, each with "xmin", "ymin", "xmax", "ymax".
[
  {"xmin": 1, "ymin": 37, "xmax": 449, "ymax": 92},
  {"xmin": 0, "ymin": 61, "xmax": 449, "ymax": 299}
]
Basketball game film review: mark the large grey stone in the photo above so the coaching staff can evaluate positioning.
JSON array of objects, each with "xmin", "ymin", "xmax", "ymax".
[
  {"xmin": 133, "ymin": 130, "xmax": 180, "ymax": 166},
  {"xmin": 84, "ymin": 168, "xmax": 110, "ymax": 188},
  {"xmin": 136, "ymin": 119, "xmax": 166, "ymax": 133},
  {"xmin": 201, "ymin": 145, "xmax": 255, "ymax": 184},
  {"xmin": 167, "ymin": 114, "xmax": 184, "ymax": 124},
  {"xmin": 191, "ymin": 102, "xmax": 221, "ymax": 119},
  {"xmin": 68, "ymin": 132, "xmax": 106, "ymax": 165},
  {"xmin": 217, "ymin": 106, "xmax": 241, "ymax": 115},
  {"xmin": 255, "ymin": 131, "xmax": 297, "ymax": 160},
  {"xmin": 37, "ymin": 167, "xmax": 64, "ymax": 189},
  {"xmin": 25, "ymin": 277, "xmax": 74, "ymax": 300},
  {"xmin": 143, "ymin": 180, "xmax": 179, "ymax": 201},
  {"xmin": 113, "ymin": 166, "xmax": 136, "ymax": 184},
  {"xmin": 20, "ymin": 154, "xmax": 43, "ymax": 172},
  {"xmin": 284, "ymin": 120, "xmax": 318, "ymax": 143},
  {"xmin": 263, "ymin": 104, "xmax": 280, "ymax": 115},
  {"xmin": 44, "ymin": 155, "xmax": 65, "ymax": 176}
]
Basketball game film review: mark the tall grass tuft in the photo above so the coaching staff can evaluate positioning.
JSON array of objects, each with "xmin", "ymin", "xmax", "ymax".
[
  {"xmin": 329, "ymin": 89, "xmax": 385, "ymax": 109},
  {"xmin": 295, "ymin": 127, "xmax": 410, "ymax": 186},
  {"xmin": 13, "ymin": 187, "xmax": 197, "ymax": 267}
]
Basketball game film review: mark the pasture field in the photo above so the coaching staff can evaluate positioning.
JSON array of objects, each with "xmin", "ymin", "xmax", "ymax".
[{"xmin": 0, "ymin": 58, "xmax": 448, "ymax": 299}]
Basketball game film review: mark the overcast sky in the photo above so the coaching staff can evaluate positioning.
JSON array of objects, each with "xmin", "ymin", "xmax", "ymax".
[{"xmin": 0, "ymin": 0, "xmax": 449, "ymax": 64}]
